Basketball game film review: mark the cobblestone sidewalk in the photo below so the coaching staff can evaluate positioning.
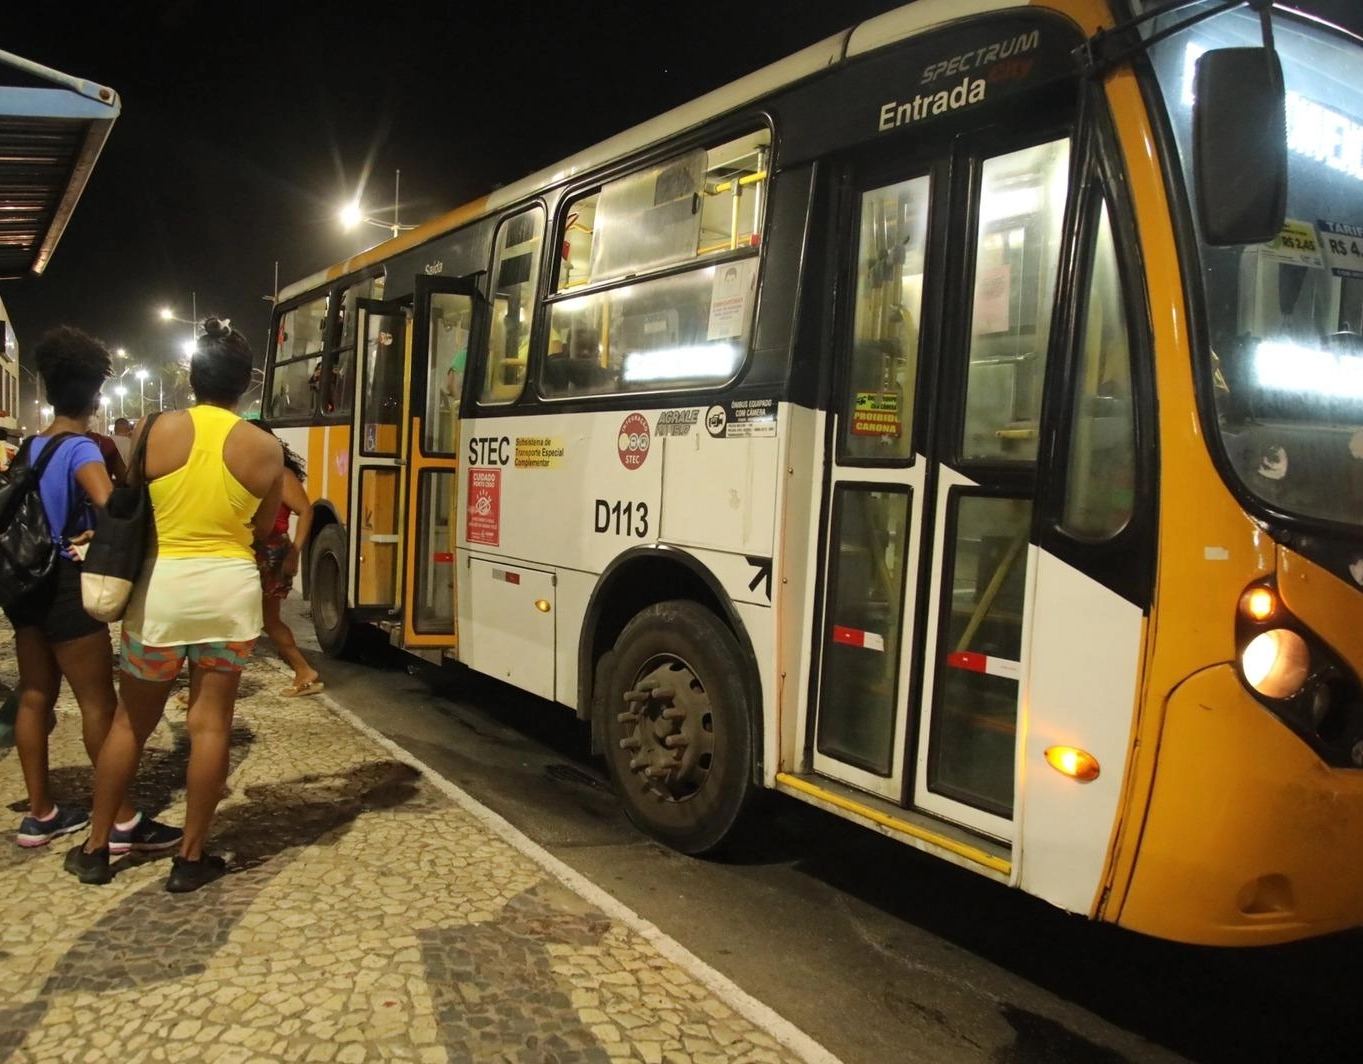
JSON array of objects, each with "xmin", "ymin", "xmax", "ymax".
[{"xmin": 0, "ymin": 623, "xmax": 835, "ymax": 1064}]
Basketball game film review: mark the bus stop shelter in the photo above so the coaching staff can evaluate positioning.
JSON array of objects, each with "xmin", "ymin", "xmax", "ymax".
[{"xmin": 0, "ymin": 48, "xmax": 120, "ymax": 279}]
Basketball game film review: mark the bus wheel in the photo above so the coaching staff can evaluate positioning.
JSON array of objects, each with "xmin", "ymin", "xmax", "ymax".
[
  {"xmin": 309, "ymin": 524, "xmax": 359, "ymax": 659},
  {"xmin": 604, "ymin": 600, "xmax": 755, "ymax": 856}
]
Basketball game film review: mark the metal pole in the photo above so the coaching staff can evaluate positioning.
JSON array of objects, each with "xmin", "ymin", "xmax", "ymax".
[{"xmin": 393, "ymin": 169, "xmax": 401, "ymax": 238}]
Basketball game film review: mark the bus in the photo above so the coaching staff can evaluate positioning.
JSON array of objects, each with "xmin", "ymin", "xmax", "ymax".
[{"xmin": 263, "ymin": 0, "xmax": 1363, "ymax": 946}]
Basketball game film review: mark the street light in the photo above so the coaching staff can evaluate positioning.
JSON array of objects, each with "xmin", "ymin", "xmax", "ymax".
[
  {"xmin": 340, "ymin": 168, "xmax": 417, "ymax": 239},
  {"xmin": 114, "ymin": 385, "xmax": 127, "ymax": 418},
  {"xmin": 159, "ymin": 293, "xmax": 198, "ymax": 358},
  {"xmin": 135, "ymin": 368, "xmax": 149, "ymax": 418}
]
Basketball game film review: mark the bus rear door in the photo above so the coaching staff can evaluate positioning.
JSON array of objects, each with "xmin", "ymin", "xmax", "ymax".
[
  {"xmin": 349, "ymin": 297, "xmax": 411, "ymax": 621},
  {"xmin": 403, "ymin": 275, "xmax": 480, "ymax": 650}
]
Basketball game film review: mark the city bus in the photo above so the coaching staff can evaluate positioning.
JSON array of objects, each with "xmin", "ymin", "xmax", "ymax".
[{"xmin": 262, "ymin": 0, "xmax": 1363, "ymax": 945}]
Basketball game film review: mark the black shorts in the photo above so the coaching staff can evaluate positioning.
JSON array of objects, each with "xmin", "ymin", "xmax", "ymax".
[{"xmin": 2, "ymin": 555, "xmax": 106, "ymax": 645}]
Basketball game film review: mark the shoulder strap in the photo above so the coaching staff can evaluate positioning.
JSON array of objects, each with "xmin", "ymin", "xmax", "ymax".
[
  {"xmin": 128, "ymin": 412, "xmax": 162, "ymax": 488},
  {"xmin": 26, "ymin": 432, "xmax": 80, "ymax": 479}
]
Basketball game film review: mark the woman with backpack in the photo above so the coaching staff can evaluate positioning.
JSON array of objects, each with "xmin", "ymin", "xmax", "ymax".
[{"xmin": 1, "ymin": 327, "xmax": 180, "ymax": 852}]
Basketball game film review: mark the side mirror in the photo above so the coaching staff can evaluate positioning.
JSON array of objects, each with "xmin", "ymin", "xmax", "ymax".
[{"xmin": 1193, "ymin": 47, "xmax": 1287, "ymax": 246}]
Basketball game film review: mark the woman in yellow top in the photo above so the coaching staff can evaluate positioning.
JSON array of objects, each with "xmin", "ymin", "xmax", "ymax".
[{"xmin": 66, "ymin": 318, "xmax": 283, "ymax": 893}]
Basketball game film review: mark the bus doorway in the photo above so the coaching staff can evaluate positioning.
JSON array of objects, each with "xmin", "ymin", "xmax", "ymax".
[
  {"xmin": 348, "ymin": 297, "xmax": 411, "ymax": 620},
  {"xmin": 811, "ymin": 128, "xmax": 1074, "ymax": 844},
  {"xmin": 403, "ymin": 276, "xmax": 479, "ymax": 648}
]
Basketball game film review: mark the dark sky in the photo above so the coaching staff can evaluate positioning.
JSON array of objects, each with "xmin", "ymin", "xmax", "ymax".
[{"xmin": 1, "ymin": 0, "xmax": 1359, "ymax": 422}]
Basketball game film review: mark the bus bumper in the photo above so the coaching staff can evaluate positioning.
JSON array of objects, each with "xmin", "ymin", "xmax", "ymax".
[{"xmin": 1118, "ymin": 664, "xmax": 1363, "ymax": 946}]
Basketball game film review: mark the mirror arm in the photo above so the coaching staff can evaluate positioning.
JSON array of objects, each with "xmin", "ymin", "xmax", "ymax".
[{"xmin": 1074, "ymin": 0, "xmax": 1255, "ymax": 77}]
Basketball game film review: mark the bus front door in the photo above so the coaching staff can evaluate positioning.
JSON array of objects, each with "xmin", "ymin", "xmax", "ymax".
[
  {"xmin": 813, "ymin": 131, "xmax": 1073, "ymax": 845},
  {"xmin": 348, "ymin": 297, "xmax": 411, "ymax": 621},
  {"xmin": 402, "ymin": 276, "xmax": 479, "ymax": 649}
]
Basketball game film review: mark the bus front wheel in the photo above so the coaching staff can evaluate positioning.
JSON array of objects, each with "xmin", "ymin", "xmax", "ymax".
[
  {"xmin": 603, "ymin": 600, "xmax": 755, "ymax": 856},
  {"xmin": 309, "ymin": 524, "xmax": 360, "ymax": 659}
]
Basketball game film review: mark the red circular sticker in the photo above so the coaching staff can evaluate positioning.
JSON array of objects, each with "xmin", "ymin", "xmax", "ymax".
[{"xmin": 617, "ymin": 413, "xmax": 651, "ymax": 470}]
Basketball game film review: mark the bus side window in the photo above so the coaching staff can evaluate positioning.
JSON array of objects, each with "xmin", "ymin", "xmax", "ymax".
[
  {"xmin": 267, "ymin": 294, "xmax": 329, "ymax": 420},
  {"xmin": 961, "ymin": 139, "xmax": 1071, "ymax": 462},
  {"xmin": 1061, "ymin": 200, "xmax": 1136, "ymax": 538},
  {"xmin": 480, "ymin": 208, "xmax": 544, "ymax": 406}
]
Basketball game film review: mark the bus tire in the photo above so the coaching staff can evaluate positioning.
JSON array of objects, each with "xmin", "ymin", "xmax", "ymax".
[
  {"xmin": 309, "ymin": 524, "xmax": 360, "ymax": 659},
  {"xmin": 603, "ymin": 600, "xmax": 755, "ymax": 856}
]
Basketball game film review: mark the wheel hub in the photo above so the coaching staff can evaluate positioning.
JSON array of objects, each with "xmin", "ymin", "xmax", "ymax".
[{"xmin": 617, "ymin": 656, "xmax": 715, "ymax": 802}]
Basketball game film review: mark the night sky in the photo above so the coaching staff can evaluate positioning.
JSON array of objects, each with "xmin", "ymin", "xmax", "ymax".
[{"xmin": 1, "ymin": 0, "xmax": 1359, "ymax": 423}]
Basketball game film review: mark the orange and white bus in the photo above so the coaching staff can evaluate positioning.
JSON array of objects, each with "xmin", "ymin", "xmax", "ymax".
[{"xmin": 263, "ymin": 0, "xmax": 1363, "ymax": 945}]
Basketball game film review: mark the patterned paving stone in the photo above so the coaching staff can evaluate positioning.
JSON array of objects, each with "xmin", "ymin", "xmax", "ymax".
[{"xmin": 0, "ymin": 622, "xmax": 827, "ymax": 1063}]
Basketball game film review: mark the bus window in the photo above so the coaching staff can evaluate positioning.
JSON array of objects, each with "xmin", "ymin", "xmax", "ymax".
[
  {"xmin": 1063, "ymin": 201, "xmax": 1136, "ymax": 539},
  {"xmin": 961, "ymin": 139, "xmax": 1070, "ymax": 462},
  {"xmin": 327, "ymin": 280, "xmax": 377, "ymax": 417},
  {"xmin": 842, "ymin": 174, "xmax": 930, "ymax": 462},
  {"xmin": 556, "ymin": 129, "xmax": 770, "ymax": 293},
  {"xmin": 480, "ymin": 209, "xmax": 544, "ymax": 406},
  {"xmin": 269, "ymin": 293, "xmax": 328, "ymax": 419},
  {"xmin": 424, "ymin": 292, "xmax": 472, "ymax": 453},
  {"xmin": 543, "ymin": 265, "xmax": 750, "ymax": 397}
]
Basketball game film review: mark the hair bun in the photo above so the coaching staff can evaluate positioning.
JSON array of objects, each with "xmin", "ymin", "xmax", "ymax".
[{"xmin": 202, "ymin": 317, "xmax": 232, "ymax": 340}]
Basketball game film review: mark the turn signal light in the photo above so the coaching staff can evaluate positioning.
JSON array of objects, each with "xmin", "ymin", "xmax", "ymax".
[
  {"xmin": 1044, "ymin": 746, "xmax": 1101, "ymax": 782},
  {"xmin": 534, "ymin": 599, "xmax": 551, "ymax": 613},
  {"xmin": 1240, "ymin": 586, "xmax": 1278, "ymax": 622}
]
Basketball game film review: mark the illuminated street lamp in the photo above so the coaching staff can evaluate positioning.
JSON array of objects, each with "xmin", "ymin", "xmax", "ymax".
[
  {"xmin": 159, "ymin": 293, "xmax": 198, "ymax": 356},
  {"xmin": 114, "ymin": 384, "xmax": 127, "ymax": 418},
  {"xmin": 341, "ymin": 168, "xmax": 417, "ymax": 239}
]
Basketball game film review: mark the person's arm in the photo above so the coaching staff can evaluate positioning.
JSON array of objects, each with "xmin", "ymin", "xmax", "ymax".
[
  {"xmin": 73, "ymin": 449, "xmax": 114, "ymax": 509},
  {"xmin": 251, "ymin": 474, "xmax": 284, "ymax": 544},
  {"xmin": 107, "ymin": 445, "xmax": 128, "ymax": 485},
  {"xmin": 248, "ymin": 435, "xmax": 286, "ymax": 543},
  {"xmin": 280, "ymin": 469, "xmax": 312, "ymax": 579}
]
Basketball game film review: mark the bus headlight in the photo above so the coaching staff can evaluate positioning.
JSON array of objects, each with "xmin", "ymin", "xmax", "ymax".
[
  {"xmin": 1241, "ymin": 629, "xmax": 1310, "ymax": 699},
  {"xmin": 1234, "ymin": 580, "xmax": 1363, "ymax": 769}
]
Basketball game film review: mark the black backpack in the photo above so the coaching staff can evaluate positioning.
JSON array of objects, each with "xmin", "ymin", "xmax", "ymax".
[{"xmin": 0, "ymin": 432, "xmax": 79, "ymax": 608}]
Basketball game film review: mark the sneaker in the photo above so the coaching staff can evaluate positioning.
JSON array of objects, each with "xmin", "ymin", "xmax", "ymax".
[
  {"xmin": 165, "ymin": 853, "xmax": 228, "ymax": 894},
  {"xmin": 109, "ymin": 813, "xmax": 183, "ymax": 855},
  {"xmin": 63, "ymin": 843, "xmax": 112, "ymax": 885},
  {"xmin": 16, "ymin": 805, "xmax": 89, "ymax": 848}
]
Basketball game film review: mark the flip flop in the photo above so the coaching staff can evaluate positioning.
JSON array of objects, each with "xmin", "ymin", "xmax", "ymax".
[{"xmin": 280, "ymin": 680, "xmax": 324, "ymax": 698}]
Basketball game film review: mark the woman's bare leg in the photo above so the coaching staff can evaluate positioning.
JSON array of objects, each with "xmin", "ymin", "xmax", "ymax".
[
  {"xmin": 180, "ymin": 666, "xmax": 241, "ymax": 860},
  {"xmin": 52, "ymin": 630, "xmax": 136, "ymax": 824},
  {"xmin": 12, "ymin": 628, "xmax": 60, "ymax": 819},
  {"xmin": 86, "ymin": 674, "xmax": 172, "ymax": 851},
  {"xmin": 262, "ymin": 597, "xmax": 317, "ymax": 687}
]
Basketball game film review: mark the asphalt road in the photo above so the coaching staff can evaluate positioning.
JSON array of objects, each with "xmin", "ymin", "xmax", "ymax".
[{"xmin": 276, "ymin": 601, "xmax": 1358, "ymax": 1064}]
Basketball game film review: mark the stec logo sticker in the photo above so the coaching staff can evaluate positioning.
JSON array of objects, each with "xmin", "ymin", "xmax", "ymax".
[{"xmin": 617, "ymin": 413, "xmax": 650, "ymax": 470}]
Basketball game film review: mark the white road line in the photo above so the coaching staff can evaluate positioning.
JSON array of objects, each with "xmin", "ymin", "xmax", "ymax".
[{"xmin": 265, "ymin": 656, "xmax": 842, "ymax": 1064}]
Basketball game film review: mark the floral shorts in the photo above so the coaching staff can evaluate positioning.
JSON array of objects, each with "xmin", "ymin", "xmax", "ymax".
[{"xmin": 120, "ymin": 629, "xmax": 257, "ymax": 682}]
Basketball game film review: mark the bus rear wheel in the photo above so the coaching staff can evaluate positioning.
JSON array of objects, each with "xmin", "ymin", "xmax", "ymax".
[
  {"xmin": 603, "ymin": 600, "xmax": 755, "ymax": 856},
  {"xmin": 309, "ymin": 524, "xmax": 361, "ymax": 659}
]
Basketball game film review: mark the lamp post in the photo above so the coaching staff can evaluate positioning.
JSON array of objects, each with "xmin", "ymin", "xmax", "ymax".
[
  {"xmin": 159, "ymin": 292, "xmax": 198, "ymax": 352},
  {"xmin": 340, "ymin": 168, "xmax": 418, "ymax": 239},
  {"xmin": 114, "ymin": 386, "xmax": 127, "ymax": 418},
  {"xmin": 135, "ymin": 368, "xmax": 150, "ymax": 418},
  {"xmin": 99, "ymin": 395, "xmax": 111, "ymax": 434}
]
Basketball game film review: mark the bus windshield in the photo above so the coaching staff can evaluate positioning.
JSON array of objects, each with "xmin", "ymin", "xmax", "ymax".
[{"xmin": 1147, "ymin": 6, "xmax": 1363, "ymax": 528}]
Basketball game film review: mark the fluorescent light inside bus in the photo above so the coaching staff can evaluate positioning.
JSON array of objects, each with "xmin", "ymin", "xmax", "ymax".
[
  {"xmin": 1182, "ymin": 43, "xmax": 1363, "ymax": 182},
  {"xmin": 1254, "ymin": 339, "xmax": 1363, "ymax": 398},
  {"xmin": 621, "ymin": 344, "xmax": 738, "ymax": 383}
]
